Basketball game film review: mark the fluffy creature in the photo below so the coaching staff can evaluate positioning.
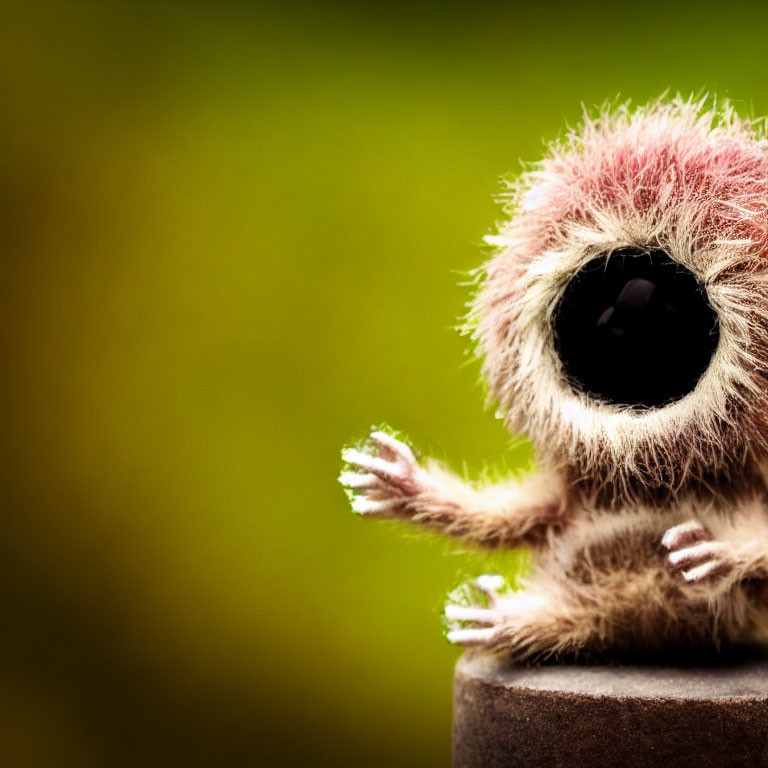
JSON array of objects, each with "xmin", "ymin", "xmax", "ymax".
[{"xmin": 340, "ymin": 96, "xmax": 768, "ymax": 661}]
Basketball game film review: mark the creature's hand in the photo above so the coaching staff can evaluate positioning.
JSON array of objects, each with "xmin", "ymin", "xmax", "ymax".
[
  {"xmin": 339, "ymin": 430, "xmax": 427, "ymax": 517},
  {"xmin": 661, "ymin": 521, "xmax": 735, "ymax": 584}
]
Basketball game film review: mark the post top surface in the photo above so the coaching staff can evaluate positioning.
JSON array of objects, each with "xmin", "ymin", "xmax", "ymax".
[{"xmin": 456, "ymin": 648, "xmax": 768, "ymax": 700}]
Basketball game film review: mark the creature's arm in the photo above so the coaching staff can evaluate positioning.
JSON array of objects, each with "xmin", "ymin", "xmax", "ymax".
[{"xmin": 339, "ymin": 430, "xmax": 568, "ymax": 548}]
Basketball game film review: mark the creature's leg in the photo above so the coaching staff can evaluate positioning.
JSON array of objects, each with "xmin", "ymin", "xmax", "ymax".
[
  {"xmin": 444, "ymin": 576, "xmax": 600, "ymax": 661},
  {"xmin": 340, "ymin": 429, "xmax": 568, "ymax": 548},
  {"xmin": 445, "ymin": 564, "xmax": 733, "ymax": 660}
]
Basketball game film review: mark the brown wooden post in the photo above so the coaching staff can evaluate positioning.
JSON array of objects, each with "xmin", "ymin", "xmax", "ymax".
[{"xmin": 452, "ymin": 651, "xmax": 768, "ymax": 767}]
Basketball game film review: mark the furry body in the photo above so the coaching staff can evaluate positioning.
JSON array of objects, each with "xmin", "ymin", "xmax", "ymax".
[
  {"xmin": 500, "ymin": 494, "xmax": 768, "ymax": 659},
  {"xmin": 340, "ymin": 97, "xmax": 768, "ymax": 661}
]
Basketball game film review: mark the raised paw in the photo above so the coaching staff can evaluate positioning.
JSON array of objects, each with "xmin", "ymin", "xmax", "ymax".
[
  {"xmin": 661, "ymin": 520, "xmax": 734, "ymax": 583},
  {"xmin": 339, "ymin": 429, "xmax": 425, "ymax": 517}
]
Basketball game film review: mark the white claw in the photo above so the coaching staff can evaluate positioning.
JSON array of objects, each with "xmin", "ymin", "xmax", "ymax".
[
  {"xmin": 473, "ymin": 574, "xmax": 504, "ymax": 608},
  {"xmin": 338, "ymin": 471, "xmax": 378, "ymax": 489},
  {"xmin": 341, "ymin": 449, "xmax": 404, "ymax": 482},
  {"xmin": 662, "ymin": 521, "xmax": 712, "ymax": 550},
  {"xmin": 446, "ymin": 628, "xmax": 496, "ymax": 647},
  {"xmin": 370, "ymin": 431, "xmax": 414, "ymax": 462},
  {"xmin": 668, "ymin": 541, "xmax": 724, "ymax": 569},
  {"xmin": 683, "ymin": 559, "xmax": 728, "ymax": 583},
  {"xmin": 445, "ymin": 605, "xmax": 498, "ymax": 624},
  {"xmin": 351, "ymin": 496, "xmax": 400, "ymax": 515},
  {"xmin": 341, "ymin": 448, "xmax": 372, "ymax": 466},
  {"xmin": 476, "ymin": 574, "xmax": 505, "ymax": 593}
]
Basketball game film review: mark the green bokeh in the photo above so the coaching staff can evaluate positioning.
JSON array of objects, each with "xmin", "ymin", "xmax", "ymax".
[{"xmin": 4, "ymin": 1, "xmax": 768, "ymax": 765}]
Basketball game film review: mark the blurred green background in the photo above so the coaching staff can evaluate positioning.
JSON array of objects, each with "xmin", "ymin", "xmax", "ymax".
[{"xmin": 4, "ymin": 1, "xmax": 768, "ymax": 765}]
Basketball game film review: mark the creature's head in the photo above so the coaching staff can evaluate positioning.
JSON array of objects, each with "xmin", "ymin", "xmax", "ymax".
[{"xmin": 471, "ymin": 97, "xmax": 768, "ymax": 504}]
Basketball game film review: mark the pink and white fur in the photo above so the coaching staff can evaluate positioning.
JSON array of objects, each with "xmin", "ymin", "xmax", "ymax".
[{"xmin": 340, "ymin": 96, "xmax": 768, "ymax": 661}]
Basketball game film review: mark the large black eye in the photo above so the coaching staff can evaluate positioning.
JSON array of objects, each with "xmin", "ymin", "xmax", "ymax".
[{"xmin": 553, "ymin": 249, "xmax": 719, "ymax": 408}]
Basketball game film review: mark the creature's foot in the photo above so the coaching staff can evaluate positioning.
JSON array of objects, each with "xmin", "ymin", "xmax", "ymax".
[
  {"xmin": 444, "ymin": 575, "xmax": 548, "ymax": 659},
  {"xmin": 662, "ymin": 520, "xmax": 734, "ymax": 584}
]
